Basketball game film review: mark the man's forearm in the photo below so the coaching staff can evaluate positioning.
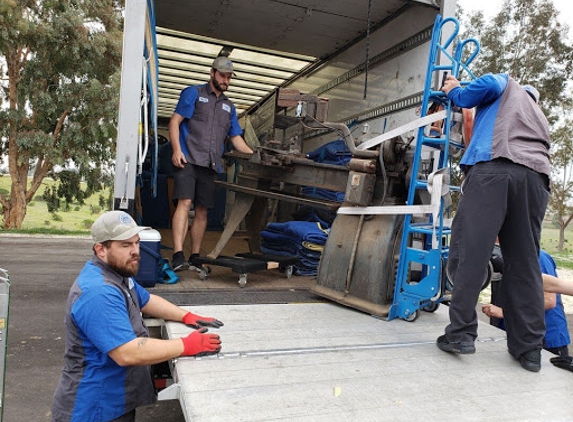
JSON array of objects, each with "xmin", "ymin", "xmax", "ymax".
[
  {"xmin": 543, "ymin": 273, "xmax": 573, "ymax": 295},
  {"xmin": 109, "ymin": 337, "xmax": 184, "ymax": 366},
  {"xmin": 142, "ymin": 294, "xmax": 188, "ymax": 322},
  {"xmin": 230, "ymin": 135, "xmax": 253, "ymax": 154}
]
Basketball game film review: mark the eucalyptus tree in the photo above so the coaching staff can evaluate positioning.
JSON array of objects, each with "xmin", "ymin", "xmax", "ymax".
[
  {"xmin": 0, "ymin": 0, "xmax": 123, "ymax": 228},
  {"xmin": 458, "ymin": 0, "xmax": 572, "ymax": 118},
  {"xmin": 458, "ymin": 0, "xmax": 573, "ymax": 250},
  {"xmin": 547, "ymin": 120, "xmax": 573, "ymax": 251}
]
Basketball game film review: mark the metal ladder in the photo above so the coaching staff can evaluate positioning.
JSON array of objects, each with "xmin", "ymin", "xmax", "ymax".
[
  {"xmin": 387, "ymin": 15, "xmax": 479, "ymax": 321},
  {"xmin": 0, "ymin": 268, "xmax": 10, "ymax": 422}
]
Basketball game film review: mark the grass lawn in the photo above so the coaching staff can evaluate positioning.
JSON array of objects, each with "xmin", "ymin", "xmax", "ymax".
[
  {"xmin": 539, "ymin": 225, "xmax": 573, "ymax": 269},
  {"xmin": 0, "ymin": 175, "xmax": 111, "ymax": 235}
]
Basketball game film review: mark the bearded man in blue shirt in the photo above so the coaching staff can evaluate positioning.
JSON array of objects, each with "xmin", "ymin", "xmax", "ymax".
[
  {"xmin": 52, "ymin": 211, "xmax": 224, "ymax": 421},
  {"xmin": 169, "ymin": 56, "xmax": 253, "ymax": 272}
]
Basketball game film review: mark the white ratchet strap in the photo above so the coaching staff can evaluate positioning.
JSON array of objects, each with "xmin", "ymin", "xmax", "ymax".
[
  {"xmin": 426, "ymin": 168, "xmax": 451, "ymax": 249},
  {"xmin": 357, "ymin": 110, "xmax": 448, "ymax": 150},
  {"xmin": 338, "ymin": 167, "xmax": 452, "ymax": 250}
]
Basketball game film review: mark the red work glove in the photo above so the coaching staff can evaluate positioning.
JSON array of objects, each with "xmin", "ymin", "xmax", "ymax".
[
  {"xmin": 180, "ymin": 328, "xmax": 221, "ymax": 357},
  {"xmin": 182, "ymin": 311, "xmax": 224, "ymax": 329}
]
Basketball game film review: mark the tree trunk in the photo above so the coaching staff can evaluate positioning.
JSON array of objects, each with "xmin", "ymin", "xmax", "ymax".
[
  {"xmin": 558, "ymin": 225, "xmax": 565, "ymax": 252},
  {"xmin": 2, "ymin": 173, "xmax": 28, "ymax": 229}
]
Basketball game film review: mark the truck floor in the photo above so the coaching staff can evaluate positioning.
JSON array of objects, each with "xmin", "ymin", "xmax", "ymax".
[{"xmin": 163, "ymin": 303, "xmax": 573, "ymax": 422}]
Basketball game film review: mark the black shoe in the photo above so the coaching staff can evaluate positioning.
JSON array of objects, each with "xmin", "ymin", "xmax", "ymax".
[
  {"xmin": 436, "ymin": 334, "xmax": 476, "ymax": 354},
  {"xmin": 172, "ymin": 251, "xmax": 189, "ymax": 272},
  {"xmin": 188, "ymin": 253, "xmax": 201, "ymax": 273},
  {"xmin": 188, "ymin": 254, "xmax": 211, "ymax": 274},
  {"xmin": 550, "ymin": 356, "xmax": 573, "ymax": 372},
  {"xmin": 518, "ymin": 349, "xmax": 541, "ymax": 372}
]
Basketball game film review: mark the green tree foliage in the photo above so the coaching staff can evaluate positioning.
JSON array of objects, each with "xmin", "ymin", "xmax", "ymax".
[
  {"xmin": 458, "ymin": 0, "xmax": 573, "ymax": 119},
  {"xmin": 547, "ymin": 119, "xmax": 573, "ymax": 250},
  {"xmin": 457, "ymin": 0, "xmax": 573, "ymax": 250},
  {"xmin": 55, "ymin": 170, "xmax": 84, "ymax": 206},
  {"xmin": 42, "ymin": 185, "xmax": 59, "ymax": 213},
  {"xmin": 0, "ymin": 0, "xmax": 123, "ymax": 228}
]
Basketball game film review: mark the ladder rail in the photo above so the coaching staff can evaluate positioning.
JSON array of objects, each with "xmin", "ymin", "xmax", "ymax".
[{"xmin": 388, "ymin": 15, "xmax": 480, "ymax": 321}]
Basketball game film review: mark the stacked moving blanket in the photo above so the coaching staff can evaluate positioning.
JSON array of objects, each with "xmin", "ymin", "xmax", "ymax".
[
  {"xmin": 302, "ymin": 139, "xmax": 350, "ymax": 202},
  {"xmin": 261, "ymin": 221, "xmax": 329, "ymax": 276},
  {"xmin": 261, "ymin": 139, "xmax": 349, "ymax": 276}
]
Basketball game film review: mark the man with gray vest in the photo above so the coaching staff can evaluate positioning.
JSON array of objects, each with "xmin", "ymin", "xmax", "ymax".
[
  {"xmin": 52, "ymin": 211, "xmax": 223, "ymax": 421},
  {"xmin": 435, "ymin": 73, "xmax": 551, "ymax": 372},
  {"xmin": 169, "ymin": 56, "xmax": 253, "ymax": 272}
]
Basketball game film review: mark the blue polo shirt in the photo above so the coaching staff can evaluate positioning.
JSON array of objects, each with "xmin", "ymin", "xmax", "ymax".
[
  {"xmin": 52, "ymin": 256, "xmax": 156, "ymax": 422},
  {"xmin": 492, "ymin": 250, "xmax": 570, "ymax": 351},
  {"xmin": 175, "ymin": 83, "xmax": 243, "ymax": 171},
  {"xmin": 539, "ymin": 250, "xmax": 571, "ymax": 350}
]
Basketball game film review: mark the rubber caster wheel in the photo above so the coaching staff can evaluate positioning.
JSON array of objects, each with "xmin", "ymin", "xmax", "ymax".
[
  {"xmin": 238, "ymin": 274, "xmax": 247, "ymax": 288},
  {"xmin": 403, "ymin": 309, "xmax": 421, "ymax": 322},
  {"xmin": 199, "ymin": 268, "xmax": 209, "ymax": 281},
  {"xmin": 285, "ymin": 265, "xmax": 293, "ymax": 279},
  {"xmin": 422, "ymin": 302, "xmax": 440, "ymax": 313}
]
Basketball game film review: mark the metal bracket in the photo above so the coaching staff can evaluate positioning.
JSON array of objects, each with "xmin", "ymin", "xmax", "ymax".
[
  {"xmin": 157, "ymin": 382, "xmax": 181, "ymax": 401},
  {"xmin": 0, "ymin": 268, "xmax": 10, "ymax": 422}
]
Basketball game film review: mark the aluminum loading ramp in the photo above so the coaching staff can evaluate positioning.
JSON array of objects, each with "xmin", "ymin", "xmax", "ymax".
[{"xmin": 162, "ymin": 303, "xmax": 573, "ymax": 421}]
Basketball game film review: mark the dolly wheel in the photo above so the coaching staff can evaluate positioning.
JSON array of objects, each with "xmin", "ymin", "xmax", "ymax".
[
  {"xmin": 404, "ymin": 309, "xmax": 421, "ymax": 322},
  {"xmin": 238, "ymin": 274, "xmax": 247, "ymax": 288},
  {"xmin": 199, "ymin": 268, "xmax": 209, "ymax": 281},
  {"xmin": 285, "ymin": 265, "xmax": 293, "ymax": 279},
  {"xmin": 422, "ymin": 302, "xmax": 440, "ymax": 313}
]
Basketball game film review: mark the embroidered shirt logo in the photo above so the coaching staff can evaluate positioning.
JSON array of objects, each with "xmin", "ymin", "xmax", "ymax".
[
  {"xmin": 222, "ymin": 104, "xmax": 231, "ymax": 113},
  {"xmin": 198, "ymin": 96, "xmax": 209, "ymax": 103}
]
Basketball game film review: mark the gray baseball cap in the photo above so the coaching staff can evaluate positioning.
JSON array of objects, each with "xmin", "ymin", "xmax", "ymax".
[
  {"xmin": 212, "ymin": 56, "xmax": 236, "ymax": 75},
  {"xmin": 92, "ymin": 211, "xmax": 150, "ymax": 244}
]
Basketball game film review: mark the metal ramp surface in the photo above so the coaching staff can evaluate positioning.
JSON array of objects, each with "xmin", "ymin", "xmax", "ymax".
[{"xmin": 162, "ymin": 303, "xmax": 573, "ymax": 421}]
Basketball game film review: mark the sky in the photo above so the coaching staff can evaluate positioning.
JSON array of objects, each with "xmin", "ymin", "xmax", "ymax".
[{"xmin": 456, "ymin": 0, "xmax": 573, "ymax": 38}]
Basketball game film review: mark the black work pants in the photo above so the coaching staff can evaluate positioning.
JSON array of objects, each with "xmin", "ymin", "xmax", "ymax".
[
  {"xmin": 446, "ymin": 159, "xmax": 549, "ymax": 357},
  {"xmin": 110, "ymin": 409, "xmax": 135, "ymax": 422}
]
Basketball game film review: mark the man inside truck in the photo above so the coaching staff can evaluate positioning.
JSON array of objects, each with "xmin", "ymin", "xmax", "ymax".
[
  {"xmin": 436, "ymin": 73, "xmax": 551, "ymax": 373},
  {"xmin": 169, "ymin": 56, "xmax": 253, "ymax": 272},
  {"xmin": 52, "ymin": 211, "xmax": 224, "ymax": 422}
]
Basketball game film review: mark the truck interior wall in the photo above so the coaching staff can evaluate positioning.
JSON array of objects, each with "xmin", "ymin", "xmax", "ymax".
[{"xmin": 273, "ymin": 5, "xmax": 438, "ymax": 153}]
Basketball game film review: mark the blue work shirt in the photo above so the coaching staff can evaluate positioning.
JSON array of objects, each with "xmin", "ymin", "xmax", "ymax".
[
  {"xmin": 52, "ymin": 256, "xmax": 155, "ymax": 422},
  {"xmin": 175, "ymin": 83, "xmax": 243, "ymax": 171},
  {"xmin": 539, "ymin": 250, "xmax": 571, "ymax": 350}
]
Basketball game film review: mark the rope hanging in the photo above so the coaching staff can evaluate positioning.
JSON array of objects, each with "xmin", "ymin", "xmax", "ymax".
[{"xmin": 363, "ymin": 0, "xmax": 372, "ymax": 100}]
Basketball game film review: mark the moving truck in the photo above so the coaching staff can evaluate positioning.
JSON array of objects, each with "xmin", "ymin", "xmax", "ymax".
[{"xmin": 113, "ymin": 1, "xmax": 573, "ymax": 420}]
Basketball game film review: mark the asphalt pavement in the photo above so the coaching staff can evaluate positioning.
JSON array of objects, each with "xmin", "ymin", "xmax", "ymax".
[
  {"xmin": 2, "ymin": 234, "xmax": 573, "ymax": 422},
  {"xmin": 0, "ymin": 235, "xmax": 184, "ymax": 422}
]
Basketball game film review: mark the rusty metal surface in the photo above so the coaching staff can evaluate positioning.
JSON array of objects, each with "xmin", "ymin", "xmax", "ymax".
[
  {"xmin": 312, "ymin": 214, "xmax": 403, "ymax": 316},
  {"xmin": 229, "ymin": 152, "xmax": 350, "ymax": 192},
  {"xmin": 215, "ymin": 181, "xmax": 342, "ymax": 210},
  {"xmin": 344, "ymin": 171, "xmax": 376, "ymax": 206}
]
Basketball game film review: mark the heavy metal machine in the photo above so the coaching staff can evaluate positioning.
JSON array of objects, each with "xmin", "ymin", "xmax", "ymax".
[{"xmin": 202, "ymin": 16, "xmax": 481, "ymax": 321}]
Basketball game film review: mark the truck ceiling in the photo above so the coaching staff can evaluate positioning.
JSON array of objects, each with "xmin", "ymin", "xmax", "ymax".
[{"xmin": 152, "ymin": 0, "xmax": 445, "ymax": 120}]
